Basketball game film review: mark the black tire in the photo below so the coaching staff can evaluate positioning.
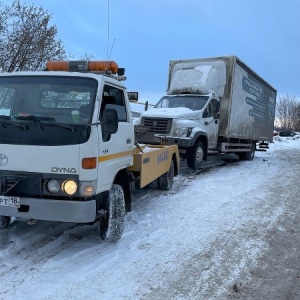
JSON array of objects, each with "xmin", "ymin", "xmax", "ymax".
[
  {"xmin": 158, "ymin": 160, "xmax": 175, "ymax": 190},
  {"xmin": 100, "ymin": 184, "xmax": 125, "ymax": 242},
  {"xmin": 148, "ymin": 179, "xmax": 158, "ymax": 189},
  {"xmin": 186, "ymin": 141, "xmax": 204, "ymax": 169},
  {"xmin": 0, "ymin": 216, "xmax": 11, "ymax": 229},
  {"xmin": 241, "ymin": 142, "xmax": 256, "ymax": 161}
]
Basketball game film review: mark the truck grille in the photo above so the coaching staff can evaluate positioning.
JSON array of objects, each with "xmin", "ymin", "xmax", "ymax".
[
  {"xmin": 141, "ymin": 117, "xmax": 172, "ymax": 134},
  {"xmin": 0, "ymin": 174, "xmax": 26, "ymax": 195}
]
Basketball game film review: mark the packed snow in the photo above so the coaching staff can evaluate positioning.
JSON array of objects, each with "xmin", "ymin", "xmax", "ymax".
[{"xmin": 0, "ymin": 136, "xmax": 299, "ymax": 299}]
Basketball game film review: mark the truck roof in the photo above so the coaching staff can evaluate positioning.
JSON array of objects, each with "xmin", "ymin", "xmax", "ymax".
[
  {"xmin": 0, "ymin": 70, "xmax": 127, "ymax": 87},
  {"xmin": 169, "ymin": 55, "xmax": 277, "ymax": 93}
]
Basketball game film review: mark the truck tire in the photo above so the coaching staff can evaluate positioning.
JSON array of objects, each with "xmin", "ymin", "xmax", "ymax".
[
  {"xmin": 99, "ymin": 184, "xmax": 125, "ymax": 242},
  {"xmin": 244, "ymin": 142, "xmax": 256, "ymax": 161},
  {"xmin": 158, "ymin": 160, "xmax": 175, "ymax": 190},
  {"xmin": 0, "ymin": 216, "xmax": 11, "ymax": 229},
  {"xmin": 187, "ymin": 141, "xmax": 204, "ymax": 169}
]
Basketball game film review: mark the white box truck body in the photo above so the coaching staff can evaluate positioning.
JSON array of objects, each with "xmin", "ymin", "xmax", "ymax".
[{"xmin": 136, "ymin": 56, "xmax": 277, "ymax": 169}]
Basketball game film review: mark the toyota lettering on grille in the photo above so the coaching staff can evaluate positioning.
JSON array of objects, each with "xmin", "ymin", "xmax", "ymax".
[{"xmin": 0, "ymin": 154, "xmax": 8, "ymax": 166}]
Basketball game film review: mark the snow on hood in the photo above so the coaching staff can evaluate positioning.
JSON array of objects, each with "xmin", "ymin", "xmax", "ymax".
[{"xmin": 140, "ymin": 107, "xmax": 200, "ymax": 119}]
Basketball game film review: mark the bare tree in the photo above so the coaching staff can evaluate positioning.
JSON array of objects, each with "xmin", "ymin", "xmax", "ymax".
[
  {"xmin": 0, "ymin": 0, "xmax": 66, "ymax": 72},
  {"xmin": 276, "ymin": 94, "xmax": 300, "ymax": 131}
]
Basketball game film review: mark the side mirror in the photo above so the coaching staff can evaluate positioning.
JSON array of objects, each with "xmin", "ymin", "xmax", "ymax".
[{"xmin": 102, "ymin": 109, "xmax": 118, "ymax": 134}]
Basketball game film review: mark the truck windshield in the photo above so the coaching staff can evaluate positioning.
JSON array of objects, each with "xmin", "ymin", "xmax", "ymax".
[
  {"xmin": 0, "ymin": 76, "xmax": 98, "ymax": 125},
  {"xmin": 154, "ymin": 95, "xmax": 209, "ymax": 111}
]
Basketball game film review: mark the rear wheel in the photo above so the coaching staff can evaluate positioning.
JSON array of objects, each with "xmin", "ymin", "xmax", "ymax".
[
  {"xmin": 187, "ymin": 141, "xmax": 204, "ymax": 169},
  {"xmin": 239, "ymin": 142, "xmax": 256, "ymax": 161},
  {"xmin": 244, "ymin": 142, "xmax": 256, "ymax": 160},
  {"xmin": 158, "ymin": 160, "xmax": 175, "ymax": 190},
  {"xmin": 0, "ymin": 216, "xmax": 11, "ymax": 229},
  {"xmin": 99, "ymin": 184, "xmax": 125, "ymax": 242}
]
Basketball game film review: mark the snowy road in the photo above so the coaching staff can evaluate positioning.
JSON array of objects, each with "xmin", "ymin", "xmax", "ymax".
[{"xmin": 0, "ymin": 139, "xmax": 299, "ymax": 300}]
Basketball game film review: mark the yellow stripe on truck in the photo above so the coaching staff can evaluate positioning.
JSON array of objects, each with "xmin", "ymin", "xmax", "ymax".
[{"xmin": 98, "ymin": 150, "xmax": 133, "ymax": 162}]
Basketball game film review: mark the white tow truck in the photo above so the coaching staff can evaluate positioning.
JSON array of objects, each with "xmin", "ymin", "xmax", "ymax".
[{"xmin": 0, "ymin": 60, "xmax": 179, "ymax": 241}]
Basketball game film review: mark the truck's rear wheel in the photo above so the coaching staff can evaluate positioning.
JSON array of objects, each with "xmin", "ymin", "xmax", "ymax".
[
  {"xmin": 239, "ymin": 142, "xmax": 256, "ymax": 161},
  {"xmin": 158, "ymin": 160, "xmax": 175, "ymax": 190},
  {"xmin": 187, "ymin": 141, "xmax": 204, "ymax": 169},
  {"xmin": 99, "ymin": 184, "xmax": 125, "ymax": 242},
  {"xmin": 244, "ymin": 142, "xmax": 256, "ymax": 160},
  {"xmin": 0, "ymin": 216, "xmax": 11, "ymax": 229}
]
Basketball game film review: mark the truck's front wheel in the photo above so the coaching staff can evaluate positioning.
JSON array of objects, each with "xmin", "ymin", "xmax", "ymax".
[
  {"xmin": 187, "ymin": 141, "xmax": 204, "ymax": 169},
  {"xmin": 99, "ymin": 184, "xmax": 125, "ymax": 242}
]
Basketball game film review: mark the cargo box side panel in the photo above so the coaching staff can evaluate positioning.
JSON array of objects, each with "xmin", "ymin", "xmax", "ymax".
[
  {"xmin": 218, "ymin": 56, "xmax": 235, "ymax": 137},
  {"xmin": 226, "ymin": 62, "xmax": 276, "ymax": 141}
]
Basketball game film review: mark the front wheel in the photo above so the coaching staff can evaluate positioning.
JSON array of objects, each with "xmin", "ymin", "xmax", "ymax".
[
  {"xmin": 186, "ymin": 141, "xmax": 204, "ymax": 169},
  {"xmin": 158, "ymin": 160, "xmax": 175, "ymax": 190},
  {"xmin": 99, "ymin": 184, "xmax": 125, "ymax": 242},
  {"xmin": 0, "ymin": 216, "xmax": 11, "ymax": 229}
]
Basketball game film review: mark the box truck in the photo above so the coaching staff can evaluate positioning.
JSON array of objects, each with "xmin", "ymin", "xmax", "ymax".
[{"xmin": 135, "ymin": 56, "xmax": 277, "ymax": 169}]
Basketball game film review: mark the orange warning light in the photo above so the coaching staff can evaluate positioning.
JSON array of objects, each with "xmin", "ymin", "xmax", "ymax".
[{"xmin": 46, "ymin": 60, "xmax": 119, "ymax": 74}]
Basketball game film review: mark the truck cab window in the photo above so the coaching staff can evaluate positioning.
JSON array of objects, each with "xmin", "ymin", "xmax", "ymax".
[
  {"xmin": 100, "ymin": 85, "xmax": 128, "ymax": 142},
  {"xmin": 210, "ymin": 99, "xmax": 220, "ymax": 118},
  {"xmin": 100, "ymin": 86, "xmax": 127, "ymax": 122},
  {"xmin": 203, "ymin": 99, "xmax": 220, "ymax": 118},
  {"xmin": 203, "ymin": 103, "xmax": 213, "ymax": 118}
]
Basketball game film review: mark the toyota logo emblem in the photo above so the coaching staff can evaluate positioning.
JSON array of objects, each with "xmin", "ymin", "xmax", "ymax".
[{"xmin": 0, "ymin": 154, "xmax": 8, "ymax": 166}]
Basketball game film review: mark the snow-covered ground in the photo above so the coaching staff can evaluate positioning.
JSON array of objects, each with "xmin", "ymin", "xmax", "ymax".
[{"xmin": 0, "ymin": 137, "xmax": 299, "ymax": 299}]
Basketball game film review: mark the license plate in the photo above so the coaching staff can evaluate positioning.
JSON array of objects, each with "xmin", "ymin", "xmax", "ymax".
[{"xmin": 0, "ymin": 196, "xmax": 20, "ymax": 208}]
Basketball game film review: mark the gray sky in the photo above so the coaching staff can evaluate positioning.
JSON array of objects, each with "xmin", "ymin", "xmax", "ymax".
[{"xmin": 14, "ymin": 0, "xmax": 300, "ymax": 101}]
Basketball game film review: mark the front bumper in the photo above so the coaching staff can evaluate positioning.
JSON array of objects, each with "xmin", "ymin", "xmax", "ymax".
[
  {"xmin": 166, "ymin": 137, "xmax": 194, "ymax": 148},
  {"xmin": 0, "ymin": 197, "xmax": 96, "ymax": 223}
]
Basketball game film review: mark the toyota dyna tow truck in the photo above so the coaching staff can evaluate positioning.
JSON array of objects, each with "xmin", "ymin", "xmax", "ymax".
[{"xmin": 0, "ymin": 61, "xmax": 179, "ymax": 241}]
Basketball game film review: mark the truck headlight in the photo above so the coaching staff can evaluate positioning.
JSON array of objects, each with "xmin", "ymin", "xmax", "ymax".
[
  {"xmin": 47, "ymin": 179, "xmax": 60, "ymax": 194},
  {"xmin": 62, "ymin": 180, "xmax": 77, "ymax": 195},
  {"xmin": 172, "ymin": 128, "xmax": 189, "ymax": 137}
]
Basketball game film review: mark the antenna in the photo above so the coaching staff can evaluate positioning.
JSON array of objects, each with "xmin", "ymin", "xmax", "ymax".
[
  {"xmin": 108, "ymin": 38, "xmax": 116, "ymax": 61},
  {"xmin": 105, "ymin": 0, "xmax": 116, "ymax": 71},
  {"xmin": 105, "ymin": 0, "xmax": 110, "ymax": 62}
]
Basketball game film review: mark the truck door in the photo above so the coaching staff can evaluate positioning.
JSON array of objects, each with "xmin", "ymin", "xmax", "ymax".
[
  {"xmin": 202, "ymin": 98, "xmax": 220, "ymax": 149},
  {"xmin": 98, "ymin": 85, "xmax": 134, "ymax": 189}
]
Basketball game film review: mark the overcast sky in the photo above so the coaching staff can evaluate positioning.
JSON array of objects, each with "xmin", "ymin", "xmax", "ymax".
[{"xmin": 13, "ymin": 0, "xmax": 300, "ymax": 101}]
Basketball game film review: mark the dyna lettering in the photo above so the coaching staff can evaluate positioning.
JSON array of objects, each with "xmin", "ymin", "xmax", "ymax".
[{"xmin": 51, "ymin": 167, "xmax": 77, "ymax": 173}]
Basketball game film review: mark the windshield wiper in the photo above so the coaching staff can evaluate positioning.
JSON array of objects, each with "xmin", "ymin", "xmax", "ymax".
[
  {"xmin": 0, "ymin": 115, "xmax": 11, "ymax": 120},
  {"xmin": 0, "ymin": 115, "xmax": 75, "ymax": 131},
  {"xmin": 0, "ymin": 119, "xmax": 28, "ymax": 130},
  {"xmin": 51, "ymin": 122, "xmax": 76, "ymax": 131},
  {"xmin": 14, "ymin": 115, "xmax": 56, "ymax": 122},
  {"xmin": 0, "ymin": 114, "xmax": 73, "ymax": 130}
]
